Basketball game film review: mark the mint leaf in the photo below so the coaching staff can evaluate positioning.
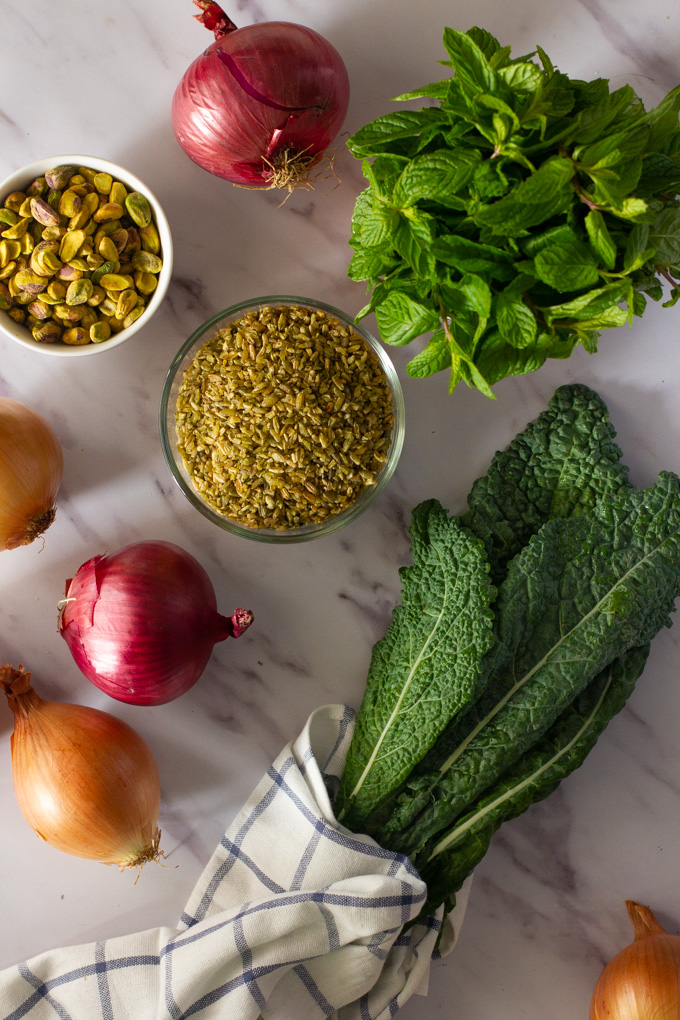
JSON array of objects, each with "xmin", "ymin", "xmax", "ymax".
[
  {"xmin": 464, "ymin": 26, "xmax": 502, "ymax": 61},
  {"xmin": 457, "ymin": 354, "xmax": 495, "ymax": 398},
  {"xmin": 348, "ymin": 248, "xmax": 398, "ymax": 283},
  {"xmin": 573, "ymin": 305, "xmax": 630, "ymax": 330},
  {"xmin": 534, "ymin": 238, "xmax": 601, "ymax": 290},
  {"xmin": 649, "ymin": 205, "xmax": 680, "ymax": 265},
  {"xmin": 433, "ymin": 235, "xmax": 514, "ymax": 279},
  {"xmin": 586, "ymin": 158, "xmax": 644, "ymax": 208},
  {"xmin": 475, "ymin": 92, "xmax": 520, "ymax": 133},
  {"xmin": 393, "ymin": 81, "xmax": 451, "ymax": 102},
  {"xmin": 393, "ymin": 209, "xmax": 436, "ymax": 277},
  {"xmin": 543, "ymin": 279, "xmax": 631, "ymax": 322},
  {"xmin": 522, "ymin": 224, "xmax": 582, "ymax": 257},
  {"xmin": 636, "ymin": 153, "xmax": 680, "ymax": 196},
  {"xmin": 364, "ymin": 153, "xmax": 410, "ymax": 194},
  {"xmin": 335, "ymin": 501, "xmax": 496, "ymax": 831},
  {"xmin": 348, "ymin": 109, "xmax": 450, "ymax": 159},
  {"xmin": 406, "ymin": 331, "xmax": 452, "ymax": 377},
  {"xmin": 374, "ymin": 291, "xmax": 440, "ymax": 346},
  {"xmin": 644, "ymin": 82, "xmax": 680, "ymax": 152},
  {"xmin": 624, "ymin": 222, "xmax": 651, "ymax": 271},
  {"xmin": 496, "ymin": 287, "xmax": 538, "ymax": 347},
  {"xmin": 440, "ymin": 79, "xmax": 475, "ymax": 122},
  {"xmin": 474, "ymin": 328, "xmax": 560, "ymax": 385},
  {"xmin": 393, "ymin": 149, "xmax": 480, "ymax": 208},
  {"xmin": 471, "ymin": 159, "xmax": 511, "ymax": 199},
  {"xmin": 633, "ymin": 291, "xmax": 647, "ymax": 316},
  {"xmin": 612, "ymin": 196, "xmax": 650, "ymax": 221},
  {"xmin": 498, "ymin": 61, "xmax": 543, "ymax": 94},
  {"xmin": 358, "ymin": 204, "xmax": 399, "ymax": 248},
  {"xmin": 475, "ymin": 157, "xmax": 575, "ymax": 235},
  {"xmin": 452, "ymin": 272, "xmax": 492, "ymax": 322},
  {"xmin": 535, "ymin": 44, "xmax": 554, "ymax": 75},
  {"xmin": 585, "ymin": 210, "xmax": 617, "ymax": 269},
  {"xmin": 442, "ymin": 27, "xmax": 498, "ymax": 96},
  {"xmin": 572, "ymin": 85, "xmax": 640, "ymax": 145},
  {"xmin": 489, "ymin": 45, "xmax": 514, "ymax": 70},
  {"xmin": 349, "ymin": 187, "xmax": 373, "ymax": 242},
  {"xmin": 578, "ymin": 124, "xmax": 649, "ymax": 169}
]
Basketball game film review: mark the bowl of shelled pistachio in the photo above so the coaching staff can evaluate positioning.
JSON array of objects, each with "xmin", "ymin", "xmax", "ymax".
[
  {"xmin": 0, "ymin": 154, "xmax": 172, "ymax": 356},
  {"xmin": 160, "ymin": 296, "xmax": 405, "ymax": 543}
]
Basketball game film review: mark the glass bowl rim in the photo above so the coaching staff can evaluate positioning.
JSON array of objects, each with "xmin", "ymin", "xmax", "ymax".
[{"xmin": 159, "ymin": 294, "xmax": 405, "ymax": 544}]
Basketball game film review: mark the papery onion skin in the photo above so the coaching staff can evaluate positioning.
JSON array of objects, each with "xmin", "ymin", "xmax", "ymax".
[
  {"xmin": 171, "ymin": 14, "xmax": 350, "ymax": 187},
  {"xmin": 590, "ymin": 900, "xmax": 680, "ymax": 1020},
  {"xmin": 0, "ymin": 665, "xmax": 162, "ymax": 868},
  {"xmin": 0, "ymin": 397, "xmax": 63, "ymax": 551},
  {"xmin": 59, "ymin": 540, "xmax": 254, "ymax": 706}
]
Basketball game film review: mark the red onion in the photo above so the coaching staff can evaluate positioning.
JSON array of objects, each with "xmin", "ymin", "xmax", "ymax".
[
  {"xmin": 58, "ymin": 540, "xmax": 253, "ymax": 706},
  {"xmin": 171, "ymin": 1, "xmax": 350, "ymax": 190}
]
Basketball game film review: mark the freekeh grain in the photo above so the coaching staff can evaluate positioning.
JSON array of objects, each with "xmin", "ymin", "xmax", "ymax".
[{"xmin": 174, "ymin": 304, "xmax": 395, "ymax": 530}]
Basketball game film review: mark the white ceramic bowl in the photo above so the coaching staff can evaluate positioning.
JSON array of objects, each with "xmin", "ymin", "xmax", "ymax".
[{"xmin": 0, "ymin": 154, "xmax": 173, "ymax": 357}]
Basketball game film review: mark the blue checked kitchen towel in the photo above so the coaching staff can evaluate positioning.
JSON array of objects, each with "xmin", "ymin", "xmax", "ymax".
[{"xmin": 0, "ymin": 703, "xmax": 470, "ymax": 1020}]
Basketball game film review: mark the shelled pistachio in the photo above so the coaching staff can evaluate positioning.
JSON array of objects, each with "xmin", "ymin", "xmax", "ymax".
[{"xmin": 0, "ymin": 164, "xmax": 163, "ymax": 346}]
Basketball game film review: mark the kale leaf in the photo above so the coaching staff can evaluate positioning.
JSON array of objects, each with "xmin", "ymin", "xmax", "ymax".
[
  {"xmin": 385, "ymin": 473, "xmax": 680, "ymax": 860},
  {"xmin": 461, "ymin": 381, "xmax": 632, "ymax": 583},
  {"xmin": 335, "ymin": 500, "xmax": 496, "ymax": 833},
  {"xmin": 337, "ymin": 386, "xmax": 680, "ymax": 918},
  {"xmin": 415, "ymin": 644, "xmax": 650, "ymax": 916}
]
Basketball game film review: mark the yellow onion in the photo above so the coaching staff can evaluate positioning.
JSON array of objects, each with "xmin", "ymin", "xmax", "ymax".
[
  {"xmin": 0, "ymin": 397, "xmax": 63, "ymax": 550},
  {"xmin": 0, "ymin": 664, "xmax": 163, "ymax": 868},
  {"xmin": 590, "ymin": 900, "xmax": 680, "ymax": 1020}
]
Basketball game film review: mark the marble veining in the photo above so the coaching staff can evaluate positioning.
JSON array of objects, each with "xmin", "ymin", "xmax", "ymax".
[
  {"xmin": 574, "ymin": 0, "xmax": 680, "ymax": 91},
  {"xmin": 1, "ymin": 1, "xmax": 680, "ymax": 1017}
]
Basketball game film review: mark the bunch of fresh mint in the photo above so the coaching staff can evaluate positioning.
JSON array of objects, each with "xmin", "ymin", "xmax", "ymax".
[{"xmin": 347, "ymin": 27, "xmax": 680, "ymax": 396}]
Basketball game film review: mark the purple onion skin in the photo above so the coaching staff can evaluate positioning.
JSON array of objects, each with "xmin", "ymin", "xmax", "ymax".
[
  {"xmin": 171, "ymin": 21, "xmax": 350, "ymax": 186},
  {"xmin": 59, "ymin": 540, "xmax": 253, "ymax": 706}
]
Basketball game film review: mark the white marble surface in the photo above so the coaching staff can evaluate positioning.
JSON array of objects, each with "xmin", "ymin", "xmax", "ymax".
[{"xmin": 1, "ymin": 1, "xmax": 680, "ymax": 1016}]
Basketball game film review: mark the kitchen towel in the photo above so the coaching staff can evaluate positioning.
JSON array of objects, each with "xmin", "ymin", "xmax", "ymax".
[{"xmin": 0, "ymin": 703, "xmax": 469, "ymax": 1020}]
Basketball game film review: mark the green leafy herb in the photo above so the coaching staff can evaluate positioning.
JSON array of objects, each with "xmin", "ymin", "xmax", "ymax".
[
  {"xmin": 347, "ymin": 28, "xmax": 680, "ymax": 396},
  {"xmin": 337, "ymin": 385, "xmax": 680, "ymax": 919}
]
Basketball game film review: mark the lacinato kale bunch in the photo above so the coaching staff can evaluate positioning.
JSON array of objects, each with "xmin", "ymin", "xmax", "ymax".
[
  {"xmin": 347, "ymin": 28, "xmax": 680, "ymax": 396},
  {"xmin": 336, "ymin": 384, "xmax": 680, "ymax": 918}
]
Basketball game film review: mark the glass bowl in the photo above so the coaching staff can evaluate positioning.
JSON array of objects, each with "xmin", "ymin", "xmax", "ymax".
[{"xmin": 159, "ymin": 296, "xmax": 405, "ymax": 543}]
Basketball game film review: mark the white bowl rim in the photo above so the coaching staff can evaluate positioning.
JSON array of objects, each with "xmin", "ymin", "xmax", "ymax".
[{"xmin": 0, "ymin": 153, "xmax": 173, "ymax": 357}]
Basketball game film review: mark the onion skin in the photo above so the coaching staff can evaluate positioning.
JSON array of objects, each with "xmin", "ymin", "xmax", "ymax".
[
  {"xmin": 172, "ymin": 17, "xmax": 350, "ymax": 187},
  {"xmin": 0, "ymin": 397, "xmax": 63, "ymax": 551},
  {"xmin": 59, "ymin": 540, "xmax": 253, "ymax": 706},
  {"xmin": 590, "ymin": 900, "xmax": 680, "ymax": 1020},
  {"xmin": 0, "ymin": 665, "xmax": 162, "ymax": 868}
]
